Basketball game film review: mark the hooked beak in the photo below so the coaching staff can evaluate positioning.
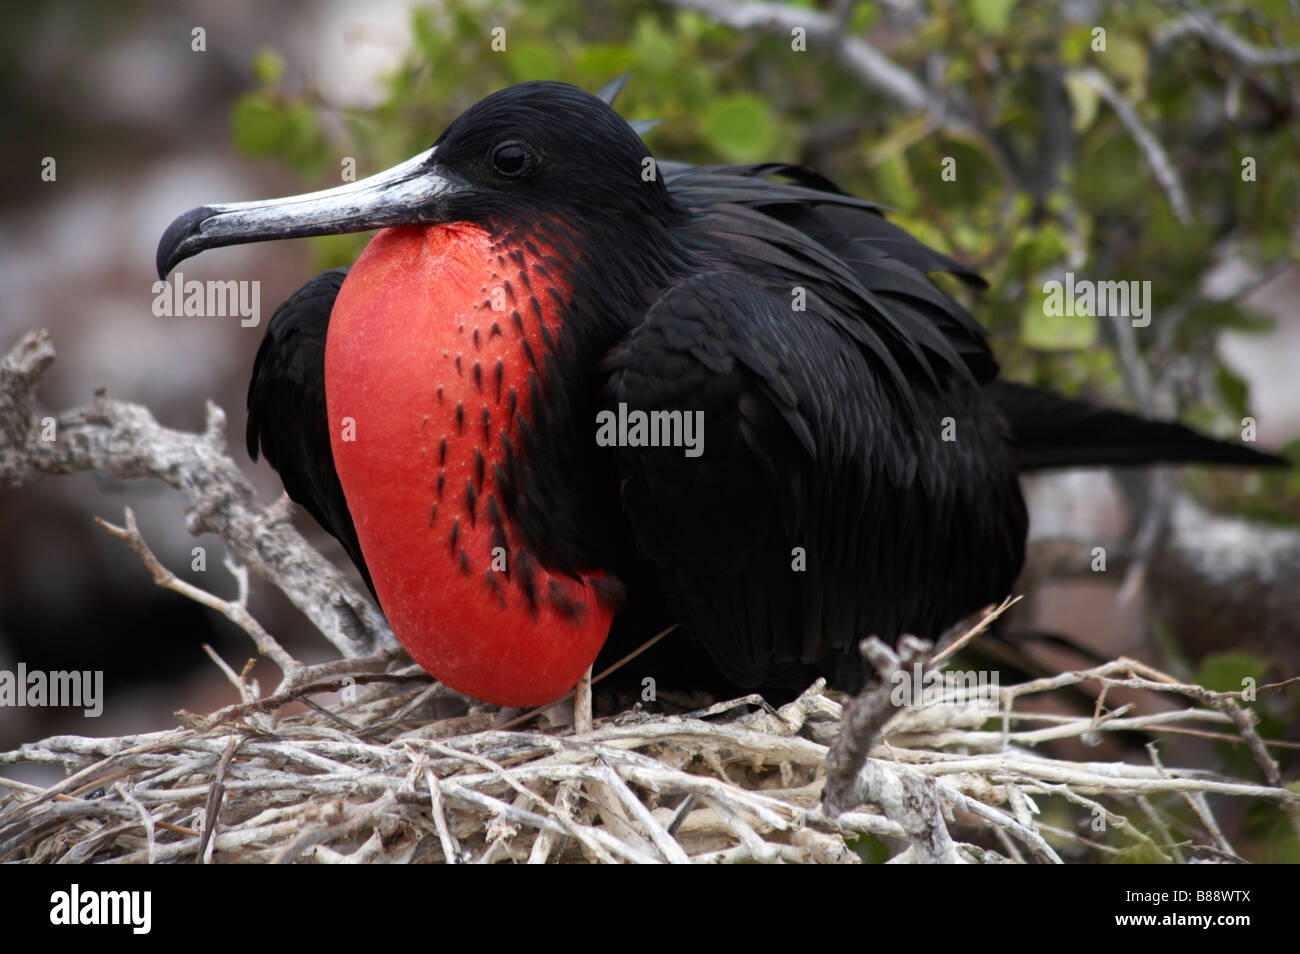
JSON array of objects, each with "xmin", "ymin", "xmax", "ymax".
[{"xmin": 155, "ymin": 146, "xmax": 468, "ymax": 278}]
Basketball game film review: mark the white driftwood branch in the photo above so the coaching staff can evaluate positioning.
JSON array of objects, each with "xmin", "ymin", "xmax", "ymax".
[
  {"xmin": 0, "ymin": 328, "xmax": 395, "ymax": 660},
  {"xmin": 823, "ymin": 635, "xmax": 965, "ymax": 863},
  {"xmin": 3, "ymin": 643, "xmax": 1298, "ymax": 863}
]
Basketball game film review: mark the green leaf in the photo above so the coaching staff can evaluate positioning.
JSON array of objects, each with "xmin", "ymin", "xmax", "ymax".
[
  {"xmin": 875, "ymin": 153, "xmax": 919, "ymax": 213},
  {"xmin": 1020, "ymin": 289, "xmax": 1098, "ymax": 350},
  {"xmin": 577, "ymin": 45, "xmax": 638, "ymax": 84},
  {"xmin": 508, "ymin": 42, "xmax": 562, "ymax": 83},
  {"xmin": 700, "ymin": 95, "xmax": 778, "ymax": 163},
  {"xmin": 252, "ymin": 48, "xmax": 284, "ymax": 88},
  {"xmin": 230, "ymin": 93, "xmax": 285, "ymax": 157},
  {"xmin": 1195, "ymin": 651, "xmax": 1267, "ymax": 695},
  {"xmin": 1059, "ymin": 25, "xmax": 1095, "ymax": 65},
  {"xmin": 632, "ymin": 13, "xmax": 678, "ymax": 75},
  {"xmin": 1063, "ymin": 72, "xmax": 1099, "ymax": 132},
  {"xmin": 967, "ymin": 0, "xmax": 1018, "ymax": 35},
  {"xmin": 1101, "ymin": 33, "xmax": 1148, "ymax": 89},
  {"xmin": 851, "ymin": 3, "xmax": 879, "ymax": 32},
  {"xmin": 845, "ymin": 832, "xmax": 890, "ymax": 863},
  {"xmin": 1215, "ymin": 364, "xmax": 1250, "ymax": 419},
  {"xmin": 1077, "ymin": 133, "xmax": 1144, "ymax": 210},
  {"xmin": 1187, "ymin": 302, "xmax": 1276, "ymax": 337},
  {"xmin": 230, "ymin": 93, "xmax": 325, "ymax": 178},
  {"xmin": 309, "ymin": 232, "xmax": 373, "ymax": 272}
]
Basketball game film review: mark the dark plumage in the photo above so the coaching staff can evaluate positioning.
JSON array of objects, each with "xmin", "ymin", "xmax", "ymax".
[
  {"xmin": 161, "ymin": 81, "xmax": 1282, "ymax": 703},
  {"xmin": 244, "ymin": 267, "xmax": 373, "ymax": 597}
]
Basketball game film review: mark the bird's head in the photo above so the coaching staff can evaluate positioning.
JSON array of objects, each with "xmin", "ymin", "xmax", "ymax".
[{"xmin": 157, "ymin": 80, "xmax": 681, "ymax": 278}]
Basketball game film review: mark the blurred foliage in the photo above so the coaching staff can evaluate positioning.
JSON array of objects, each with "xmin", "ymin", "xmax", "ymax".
[{"xmin": 227, "ymin": 1, "xmax": 1298, "ymax": 439}]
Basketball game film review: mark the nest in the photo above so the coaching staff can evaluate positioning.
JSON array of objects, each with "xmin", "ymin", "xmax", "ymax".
[
  {"xmin": 3, "ymin": 640, "xmax": 1297, "ymax": 864},
  {"xmin": 4, "ymin": 329, "xmax": 1297, "ymax": 862}
]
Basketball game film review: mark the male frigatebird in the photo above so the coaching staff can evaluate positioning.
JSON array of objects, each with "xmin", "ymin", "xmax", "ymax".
[{"xmin": 157, "ymin": 81, "xmax": 1281, "ymax": 706}]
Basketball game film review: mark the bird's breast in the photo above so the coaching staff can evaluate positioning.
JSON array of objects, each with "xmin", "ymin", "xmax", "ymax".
[{"xmin": 324, "ymin": 223, "xmax": 614, "ymax": 705}]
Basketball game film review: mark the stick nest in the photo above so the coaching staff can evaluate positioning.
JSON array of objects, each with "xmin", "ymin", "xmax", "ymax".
[
  {"xmin": 3, "ymin": 648, "xmax": 1297, "ymax": 864},
  {"xmin": 4, "ymin": 329, "xmax": 1297, "ymax": 862}
]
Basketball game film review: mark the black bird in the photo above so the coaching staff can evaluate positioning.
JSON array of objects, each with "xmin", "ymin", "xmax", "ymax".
[{"xmin": 156, "ymin": 80, "xmax": 1282, "ymax": 706}]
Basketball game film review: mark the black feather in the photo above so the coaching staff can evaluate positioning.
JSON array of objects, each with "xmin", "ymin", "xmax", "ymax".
[{"xmin": 246, "ymin": 267, "xmax": 375, "ymax": 596}]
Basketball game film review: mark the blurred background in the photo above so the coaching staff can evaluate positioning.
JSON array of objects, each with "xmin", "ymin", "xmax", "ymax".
[{"xmin": 2, "ymin": 0, "xmax": 1298, "ymax": 856}]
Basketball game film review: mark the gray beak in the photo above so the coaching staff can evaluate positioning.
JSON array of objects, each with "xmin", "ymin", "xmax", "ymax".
[{"xmin": 156, "ymin": 146, "xmax": 467, "ymax": 278}]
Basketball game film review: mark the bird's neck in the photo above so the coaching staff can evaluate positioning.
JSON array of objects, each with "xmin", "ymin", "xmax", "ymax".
[{"xmin": 470, "ymin": 209, "xmax": 699, "ymax": 571}]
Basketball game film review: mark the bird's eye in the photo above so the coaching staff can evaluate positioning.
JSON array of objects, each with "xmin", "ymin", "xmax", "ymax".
[{"xmin": 490, "ymin": 141, "xmax": 534, "ymax": 179}]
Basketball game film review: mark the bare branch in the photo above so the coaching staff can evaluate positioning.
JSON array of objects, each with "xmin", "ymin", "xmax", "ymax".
[
  {"xmin": 1156, "ymin": 10, "xmax": 1300, "ymax": 68},
  {"xmin": 3, "ymin": 649, "xmax": 1297, "ymax": 863},
  {"xmin": 0, "ymin": 329, "xmax": 395, "ymax": 660},
  {"xmin": 822, "ymin": 634, "xmax": 966, "ymax": 863},
  {"xmin": 1077, "ymin": 68, "xmax": 1192, "ymax": 225},
  {"xmin": 664, "ymin": 0, "xmax": 977, "ymax": 136},
  {"xmin": 96, "ymin": 508, "xmax": 302, "ymax": 688}
]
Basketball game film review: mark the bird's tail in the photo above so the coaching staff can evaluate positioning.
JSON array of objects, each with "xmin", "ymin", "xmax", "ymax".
[{"xmin": 989, "ymin": 381, "xmax": 1287, "ymax": 471}]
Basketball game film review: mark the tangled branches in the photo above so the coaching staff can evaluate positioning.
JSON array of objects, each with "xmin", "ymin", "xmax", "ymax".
[{"xmin": 3, "ymin": 641, "xmax": 1297, "ymax": 863}]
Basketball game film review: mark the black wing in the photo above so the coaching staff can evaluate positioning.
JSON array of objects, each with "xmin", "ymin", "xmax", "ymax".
[
  {"xmin": 666, "ymin": 166, "xmax": 1282, "ymax": 473},
  {"xmin": 602, "ymin": 270, "xmax": 1026, "ymax": 692},
  {"xmin": 246, "ymin": 268, "xmax": 375, "ymax": 595},
  {"xmin": 666, "ymin": 163, "xmax": 998, "ymax": 384}
]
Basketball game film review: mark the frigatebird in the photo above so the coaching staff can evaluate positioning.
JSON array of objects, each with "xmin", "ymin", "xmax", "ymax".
[{"xmin": 156, "ymin": 80, "xmax": 1281, "ymax": 707}]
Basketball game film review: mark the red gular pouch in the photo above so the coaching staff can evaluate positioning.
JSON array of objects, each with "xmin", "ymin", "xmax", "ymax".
[{"xmin": 326, "ymin": 223, "xmax": 615, "ymax": 706}]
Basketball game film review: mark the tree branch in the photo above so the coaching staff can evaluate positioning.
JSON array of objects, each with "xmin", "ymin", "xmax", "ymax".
[
  {"xmin": 823, "ymin": 634, "xmax": 965, "ymax": 863},
  {"xmin": 664, "ymin": 0, "xmax": 977, "ymax": 136},
  {"xmin": 0, "ymin": 328, "xmax": 396, "ymax": 661},
  {"xmin": 1156, "ymin": 9, "xmax": 1300, "ymax": 68},
  {"xmin": 1077, "ymin": 68, "xmax": 1192, "ymax": 226}
]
